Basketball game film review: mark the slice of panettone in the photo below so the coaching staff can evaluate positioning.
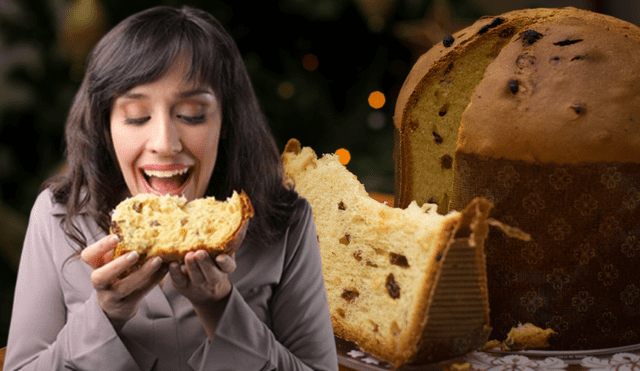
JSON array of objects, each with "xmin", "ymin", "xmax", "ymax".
[
  {"xmin": 282, "ymin": 138, "xmax": 493, "ymax": 368},
  {"xmin": 110, "ymin": 190, "xmax": 253, "ymax": 268}
]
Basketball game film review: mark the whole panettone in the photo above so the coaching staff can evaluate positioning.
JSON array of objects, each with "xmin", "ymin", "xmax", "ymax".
[{"xmin": 394, "ymin": 7, "xmax": 640, "ymax": 350}]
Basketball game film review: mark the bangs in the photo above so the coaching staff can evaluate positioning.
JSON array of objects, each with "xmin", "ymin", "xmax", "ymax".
[{"xmin": 89, "ymin": 6, "xmax": 223, "ymax": 102}]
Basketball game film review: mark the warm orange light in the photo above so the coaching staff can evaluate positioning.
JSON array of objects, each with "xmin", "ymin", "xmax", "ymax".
[
  {"xmin": 368, "ymin": 91, "xmax": 385, "ymax": 109},
  {"xmin": 335, "ymin": 148, "xmax": 351, "ymax": 165},
  {"xmin": 277, "ymin": 81, "xmax": 295, "ymax": 99},
  {"xmin": 302, "ymin": 54, "xmax": 319, "ymax": 71}
]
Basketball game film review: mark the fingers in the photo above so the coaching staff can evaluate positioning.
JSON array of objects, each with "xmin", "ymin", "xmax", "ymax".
[
  {"xmin": 215, "ymin": 253, "xmax": 236, "ymax": 274},
  {"xmin": 185, "ymin": 251, "xmax": 207, "ymax": 284},
  {"xmin": 113, "ymin": 257, "xmax": 167, "ymax": 299},
  {"xmin": 90, "ymin": 251, "xmax": 140, "ymax": 290},
  {"xmin": 170, "ymin": 251, "xmax": 236, "ymax": 287},
  {"xmin": 93, "ymin": 255, "xmax": 167, "ymax": 326},
  {"xmin": 169, "ymin": 262, "xmax": 187, "ymax": 286},
  {"xmin": 82, "ymin": 234, "xmax": 120, "ymax": 268}
]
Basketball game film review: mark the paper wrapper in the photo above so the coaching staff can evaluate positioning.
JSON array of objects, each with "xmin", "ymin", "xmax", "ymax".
[{"xmin": 451, "ymin": 152, "xmax": 640, "ymax": 350}]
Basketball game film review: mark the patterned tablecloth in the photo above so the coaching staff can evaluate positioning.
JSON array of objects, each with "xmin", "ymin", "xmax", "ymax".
[{"xmin": 336, "ymin": 336, "xmax": 640, "ymax": 371}]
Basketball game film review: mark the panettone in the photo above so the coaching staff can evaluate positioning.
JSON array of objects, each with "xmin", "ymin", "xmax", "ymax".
[
  {"xmin": 110, "ymin": 190, "xmax": 253, "ymax": 266},
  {"xmin": 394, "ymin": 7, "xmax": 640, "ymax": 349},
  {"xmin": 282, "ymin": 139, "xmax": 493, "ymax": 368}
]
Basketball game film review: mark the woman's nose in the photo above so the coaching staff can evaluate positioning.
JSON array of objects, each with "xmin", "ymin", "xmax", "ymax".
[{"xmin": 147, "ymin": 115, "xmax": 183, "ymax": 154}]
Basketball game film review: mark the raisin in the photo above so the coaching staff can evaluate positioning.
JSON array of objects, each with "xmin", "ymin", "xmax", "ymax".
[
  {"xmin": 353, "ymin": 250, "xmax": 363, "ymax": 261},
  {"xmin": 520, "ymin": 29, "xmax": 543, "ymax": 44},
  {"xmin": 509, "ymin": 79, "xmax": 519, "ymax": 94},
  {"xmin": 389, "ymin": 253, "xmax": 409, "ymax": 267},
  {"xmin": 478, "ymin": 17, "xmax": 504, "ymax": 34},
  {"xmin": 366, "ymin": 260, "xmax": 378, "ymax": 268},
  {"xmin": 571, "ymin": 55, "xmax": 586, "ymax": 61},
  {"xmin": 339, "ymin": 234, "xmax": 351, "ymax": 245},
  {"xmin": 441, "ymin": 155, "xmax": 453, "ymax": 169},
  {"xmin": 549, "ymin": 56, "xmax": 562, "ymax": 65},
  {"xmin": 490, "ymin": 17, "xmax": 504, "ymax": 28},
  {"xmin": 150, "ymin": 220, "xmax": 160, "ymax": 227},
  {"xmin": 438, "ymin": 103, "xmax": 449, "ymax": 117},
  {"xmin": 386, "ymin": 274, "xmax": 400, "ymax": 299},
  {"xmin": 436, "ymin": 252, "xmax": 443, "ymax": 262},
  {"xmin": 433, "ymin": 132, "xmax": 443, "ymax": 144},
  {"xmin": 408, "ymin": 120, "xmax": 419, "ymax": 132},
  {"xmin": 554, "ymin": 39, "xmax": 583, "ymax": 46},
  {"xmin": 133, "ymin": 202, "xmax": 143, "ymax": 213},
  {"xmin": 110, "ymin": 220, "xmax": 122, "ymax": 236},
  {"xmin": 443, "ymin": 34, "xmax": 455, "ymax": 47},
  {"xmin": 338, "ymin": 201, "xmax": 346, "ymax": 210},
  {"xmin": 571, "ymin": 102, "xmax": 586, "ymax": 114},
  {"xmin": 341, "ymin": 288, "xmax": 360, "ymax": 302},
  {"xmin": 181, "ymin": 218, "xmax": 189, "ymax": 226}
]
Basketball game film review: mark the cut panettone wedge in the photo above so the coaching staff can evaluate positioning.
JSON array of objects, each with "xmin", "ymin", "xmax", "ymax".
[{"xmin": 282, "ymin": 138, "xmax": 493, "ymax": 368}]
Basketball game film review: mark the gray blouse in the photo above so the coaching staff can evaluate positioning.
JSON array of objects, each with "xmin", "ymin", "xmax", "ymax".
[{"xmin": 5, "ymin": 189, "xmax": 338, "ymax": 371}]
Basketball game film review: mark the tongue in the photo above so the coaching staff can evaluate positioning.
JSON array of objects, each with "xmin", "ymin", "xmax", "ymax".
[{"xmin": 149, "ymin": 176, "xmax": 184, "ymax": 194}]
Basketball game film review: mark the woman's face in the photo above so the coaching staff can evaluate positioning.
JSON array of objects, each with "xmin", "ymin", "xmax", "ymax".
[{"xmin": 110, "ymin": 57, "xmax": 222, "ymax": 201}]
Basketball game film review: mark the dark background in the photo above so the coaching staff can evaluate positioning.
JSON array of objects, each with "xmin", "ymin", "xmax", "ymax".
[{"xmin": 1, "ymin": 0, "xmax": 638, "ymax": 347}]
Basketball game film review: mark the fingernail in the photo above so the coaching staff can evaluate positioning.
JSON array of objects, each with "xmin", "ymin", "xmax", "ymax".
[
  {"xmin": 127, "ymin": 251, "xmax": 139, "ymax": 261},
  {"xmin": 112, "ymin": 234, "xmax": 122, "ymax": 243},
  {"xmin": 151, "ymin": 256, "xmax": 162, "ymax": 267}
]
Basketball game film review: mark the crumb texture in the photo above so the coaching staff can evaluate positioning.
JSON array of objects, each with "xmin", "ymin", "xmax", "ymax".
[{"xmin": 111, "ymin": 190, "xmax": 253, "ymax": 262}]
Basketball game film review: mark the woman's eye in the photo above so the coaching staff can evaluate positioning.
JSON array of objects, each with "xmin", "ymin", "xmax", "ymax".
[
  {"xmin": 124, "ymin": 116, "xmax": 150, "ymax": 125},
  {"xmin": 178, "ymin": 114, "xmax": 206, "ymax": 124}
]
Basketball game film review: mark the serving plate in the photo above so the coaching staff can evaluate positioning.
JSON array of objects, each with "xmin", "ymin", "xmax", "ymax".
[
  {"xmin": 485, "ymin": 342, "xmax": 640, "ymax": 361},
  {"xmin": 335, "ymin": 336, "xmax": 470, "ymax": 371},
  {"xmin": 336, "ymin": 335, "xmax": 640, "ymax": 370}
]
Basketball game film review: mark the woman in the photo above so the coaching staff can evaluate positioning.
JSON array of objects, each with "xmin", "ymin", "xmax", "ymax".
[{"xmin": 5, "ymin": 5, "xmax": 338, "ymax": 371}]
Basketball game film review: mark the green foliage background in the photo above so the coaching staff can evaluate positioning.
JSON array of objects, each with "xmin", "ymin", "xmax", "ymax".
[{"xmin": 4, "ymin": 0, "xmax": 635, "ymax": 349}]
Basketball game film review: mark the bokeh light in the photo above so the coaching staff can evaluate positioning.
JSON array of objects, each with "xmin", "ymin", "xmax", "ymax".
[
  {"xmin": 368, "ymin": 91, "xmax": 385, "ymax": 109},
  {"xmin": 335, "ymin": 148, "xmax": 351, "ymax": 165},
  {"xmin": 277, "ymin": 81, "xmax": 295, "ymax": 99},
  {"xmin": 302, "ymin": 54, "xmax": 319, "ymax": 71},
  {"xmin": 367, "ymin": 111, "xmax": 386, "ymax": 130}
]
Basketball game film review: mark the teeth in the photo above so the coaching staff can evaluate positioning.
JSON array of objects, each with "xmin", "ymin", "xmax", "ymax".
[{"xmin": 143, "ymin": 168, "xmax": 189, "ymax": 178}]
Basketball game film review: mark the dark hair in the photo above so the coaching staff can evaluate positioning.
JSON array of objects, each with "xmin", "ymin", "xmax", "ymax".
[{"xmin": 44, "ymin": 5, "xmax": 300, "ymax": 248}]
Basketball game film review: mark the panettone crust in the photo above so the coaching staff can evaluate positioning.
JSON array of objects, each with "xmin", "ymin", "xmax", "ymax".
[
  {"xmin": 393, "ymin": 7, "xmax": 640, "ymax": 211},
  {"xmin": 458, "ymin": 13, "xmax": 640, "ymax": 163}
]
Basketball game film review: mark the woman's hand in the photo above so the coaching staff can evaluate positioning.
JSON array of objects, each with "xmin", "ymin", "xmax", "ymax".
[
  {"xmin": 169, "ymin": 251, "xmax": 236, "ymax": 339},
  {"xmin": 169, "ymin": 221, "xmax": 246, "ymax": 306},
  {"xmin": 169, "ymin": 251, "xmax": 236, "ymax": 304},
  {"xmin": 81, "ymin": 234, "xmax": 168, "ymax": 331}
]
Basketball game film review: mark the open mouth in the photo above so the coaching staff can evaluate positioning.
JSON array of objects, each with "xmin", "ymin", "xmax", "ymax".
[{"xmin": 140, "ymin": 167, "xmax": 193, "ymax": 195}]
